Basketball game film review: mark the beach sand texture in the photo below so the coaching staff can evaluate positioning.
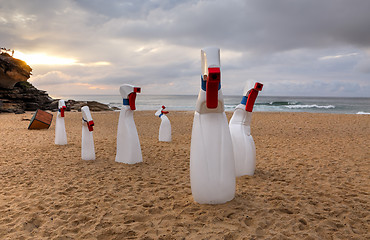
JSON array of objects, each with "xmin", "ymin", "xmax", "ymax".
[{"xmin": 0, "ymin": 111, "xmax": 369, "ymax": 239}]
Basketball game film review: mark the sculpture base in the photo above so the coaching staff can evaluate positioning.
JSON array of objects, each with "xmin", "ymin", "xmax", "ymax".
[{"xmin": 28, "ymin": 109, "xmax": 53, "ymax": 130}]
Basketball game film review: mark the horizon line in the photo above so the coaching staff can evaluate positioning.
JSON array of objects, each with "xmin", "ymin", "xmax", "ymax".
[{"xmin": 50, "ymin": 94, "xmax": 370, "ymax": 99}]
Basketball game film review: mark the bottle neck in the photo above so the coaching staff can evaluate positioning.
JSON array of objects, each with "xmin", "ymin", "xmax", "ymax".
[
  {"xmin": 241, "ymin": 96, "xmax": 248, "ymax": 105},
  {"xmin": 201, "ymin": 75, "xmax": 221, "ymax": 91},
  {"xmin": 123, "ymin": 99, "xmax": 129, "ymax": 105}
]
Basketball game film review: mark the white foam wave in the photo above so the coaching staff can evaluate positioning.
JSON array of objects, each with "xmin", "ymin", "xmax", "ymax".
[
  {"xmin": 356, "ymin": 111, "xmax": 370, "ymax": 115},
  {"xmin": 285, "ymin": 104, "xmax": 335, "ymax": 109}
]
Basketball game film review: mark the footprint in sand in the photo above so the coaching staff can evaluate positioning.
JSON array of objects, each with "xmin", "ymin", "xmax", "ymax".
[{"xmin": 23, "ymin": 215, "xmax": 42, "ymax": 232}]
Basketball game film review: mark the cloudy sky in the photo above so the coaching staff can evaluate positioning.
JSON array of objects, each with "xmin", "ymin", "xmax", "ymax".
[{"xmin": 1, "ymin": 0, "xmax": 370, "ymax": 97}]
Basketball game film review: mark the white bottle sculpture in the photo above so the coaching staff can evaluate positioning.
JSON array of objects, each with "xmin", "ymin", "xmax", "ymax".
[
  {"xmin": 55, "ymin": 99, "xmax": 67, "ymax": 145},
  {"xmin": 190, "ymin": 47, "xmax": 235, "ymax": 204},
  {"xmin": 81, "ymin": 106, "xmax": 95, "ymax": 160},
  {"xmin": 154, "ymin": 105, "xmax": 172, "ymax": 142},
  {"xmin": 115, "ymin": 84, "xmax": 143, "ymax": 164},
  {"xmin": 229, "ymin": 82, "xmax": 263, "ymax": 176}
]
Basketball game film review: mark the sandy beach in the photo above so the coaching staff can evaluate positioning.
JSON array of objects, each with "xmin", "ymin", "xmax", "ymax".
[{"xmin": 0, "ymin": 111, "xmax": 368, "ymax": 239}]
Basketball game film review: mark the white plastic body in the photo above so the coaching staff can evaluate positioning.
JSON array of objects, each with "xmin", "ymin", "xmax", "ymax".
[
  {"xmin": 120, "ymin": 84, "xmax": 136, "ymax": 98},
  {"xmin": 190, "ymin": 88, "xmax": 235, "ymax": 204},
  {"xmin": 155, "ymin": 108, "xmax": 172, "ymax": 142},
  {"xmin": 55, "ymin": 100, "xmax": 67, "ymax": 145},
  {"xmin": 195, "ymin": 89, "xmax": 225, "ymax": 113},
  {"xmin": 201, "ymin": 47, "xmax": 220, "ymax": 76},
  {"xmin": 115, "ymin": 106, "xmax": 143, "ymax": 164},
  {"xmin": 81, "ymin": 106, "xmax": 95, "ymax": 160},
  {"xmin": 229, "ymin": 104, "xmax": 256, "ymax": 176},
  {"xmin": 190, "ymin": 110, "xmax": 236, "ymax": 204},
  {"xmin": 243, "ymin": 81, "xmax": 255, "ymax": 95},
  {"xmin": 158, "ymin": 115, "xmax": 171, "ymax": 142}
]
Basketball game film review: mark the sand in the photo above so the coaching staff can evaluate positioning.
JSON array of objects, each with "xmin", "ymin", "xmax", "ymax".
[{"xmin": 0, "ymin": 111, "xmax": 369, "ymax": 240}]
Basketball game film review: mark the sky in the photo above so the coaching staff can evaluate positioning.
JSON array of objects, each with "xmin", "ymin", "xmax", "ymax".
[{"xmin": 1, "ymin": 0, "xmax": 370, "ymax": 98}]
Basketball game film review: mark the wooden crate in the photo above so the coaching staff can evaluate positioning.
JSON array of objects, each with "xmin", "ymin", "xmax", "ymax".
[{"xmin": 28, "ymin": 109, "xmax": 53, "ymax": 130}]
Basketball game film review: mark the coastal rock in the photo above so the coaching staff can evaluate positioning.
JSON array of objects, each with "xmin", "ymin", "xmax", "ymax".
[
  {"xmin": 0, "ymin": 81, "xmax": 53, "ymax": 114},
  {"xmin": 0, "ymin": 82, "xmax": 115, "ymax": 114},
  {"xmin": 67, "ymin": 100, "xmax": 115, "ymax": 112},
  {"xmin": 50, "ymin": 99, "xmax": 115, "ymax": 112},
  {"xmin": 0, "ymin": 52, "xmax": 32, "ymax": 89},
  {"xmin": 0, "ymin": 52, "xmax": 113, "ymax": 114}
]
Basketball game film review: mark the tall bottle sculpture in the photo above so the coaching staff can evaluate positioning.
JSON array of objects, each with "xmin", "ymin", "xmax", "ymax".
[
  {"xmin": 115, "ymin": 84, "xmax": 143, "ymax": 164},
  {"xmin": 190, "ymin": 47, "xmax": 235, "ymax": 204},
  {"xmin": 81, "ymin": 106, "xmax": 95, "ymax": 160},
  {"xmin": 229, "ymin": 82, "xmax": 263, "ymax": 176},
  {"xmin": 55, "ymin": 99, "xmax": 67, "ymax": 145},
  {"xmin": 154, "ymin": 105, "xmax": 171, "ymax": 142}
]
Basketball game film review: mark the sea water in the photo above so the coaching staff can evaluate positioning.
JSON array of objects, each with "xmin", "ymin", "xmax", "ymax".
[{"xmin": 56, "ymin": 95, "xmax": 370, "ymax": 114}]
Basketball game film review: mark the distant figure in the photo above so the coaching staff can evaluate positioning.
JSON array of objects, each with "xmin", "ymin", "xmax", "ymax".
[
  {"xmin": 229, "ymin": 82, "xmax": 263, "ymax": 176},
  {"xmin": 155, "ymin": 105, "xmax": 171, "ymax": 142},
  {"xmin": 81, "ymin": 106, "xmax": 95, "ymax": 160},
  {"xmin": 190, "ymin": 47, "xmax": 235, "ymax": 204},
  {"xmin": 55, "ymin": 100, "xmax": 67, "ymax": 145},
  {"xmin": 115, "ymin": 84, "xmax": 143, "ymax": 164}
]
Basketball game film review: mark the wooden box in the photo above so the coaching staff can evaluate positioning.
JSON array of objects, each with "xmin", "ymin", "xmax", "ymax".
[{"xmin": 28, "ymin": 109, "xmax": 53, "ymax": 130}]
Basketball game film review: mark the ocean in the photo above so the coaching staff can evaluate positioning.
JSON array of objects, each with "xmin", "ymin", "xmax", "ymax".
[{"xmin": 57, "ymin": 94, "xmax": 370, "ymax": 115}]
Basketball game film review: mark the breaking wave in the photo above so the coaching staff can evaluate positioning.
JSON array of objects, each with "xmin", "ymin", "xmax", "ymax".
[
  {"xmin": 285, "ymin": 104, "xmax": 335, "ymax": 109},
  {"xmin": 256, "ymin": 101, "xmax": 299, "ymax": 106}
]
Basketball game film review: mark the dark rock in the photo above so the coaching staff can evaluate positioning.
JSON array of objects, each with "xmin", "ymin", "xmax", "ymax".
[
  {"xmin": 0, "ymin": 81, "xmax": 53, "ymax": 113},
  {"xmin": 0, "ymin": 52, "xmax": 32, "ymax": 89},
  {"xmin": 0, "ymin": 101, "xmax": 24, "ymax": 113},
  {"xmin": 86, "ymin": 101, "xmax": 115, "ymax": 111},
  {"xmin": 0, "ymin": 54, "xmax": 113, "ymax": 114},
  {"xmin": 66, "ymin": 100, "xmax": 114, "ymax": 112},
  {"xmin": 49, "ymin": 100, "xmax": 59, "ymax": 111},
  {"xmin": 25, "ymin": 102, "xmax": 40, "ymax": 111},
  {"xmin": 0, "ymin": 109, "xmax": 13, "ymax": 113},
  {"xmin": 14, "ymin": 109, "xmax": 25, "ymax": 114}
]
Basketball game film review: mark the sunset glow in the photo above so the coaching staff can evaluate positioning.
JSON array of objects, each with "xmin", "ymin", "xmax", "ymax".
[
  {"xmin": 13, "ymin": 51, "xmax": 77, "ymax": 65},
  {"xmin": 2, "ymin": 1, "xmax": 369, "ymax": 97}
]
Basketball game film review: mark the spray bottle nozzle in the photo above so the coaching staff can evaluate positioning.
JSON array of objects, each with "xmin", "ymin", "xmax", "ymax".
[
  {"xmin": 254, "ymin": 83, "xmax": 263, "ymax": 91},
  {"xmin": 87, "ymin": 120, "xmax": 94, "ymax": 131},
  {"xmin": 161, "ymin": 105, "xmax": 169, "ymax": 114},
  {"xmin": 245, "ymin": 82, "xmax": 263, "ymax": 112},
  {"xmin": 60, "ymin": 106, "xmax": 67, "ymax": 117},
  {"xmin": 206, "ymin": 67, "xmax": 220, "ymax": 109},
  {"xmin": 128, "ymin": 92, "xmax": 137, "ymax": 110}
]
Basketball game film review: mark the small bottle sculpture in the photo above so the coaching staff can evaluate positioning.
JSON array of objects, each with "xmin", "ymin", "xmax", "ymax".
[
  {"xmin": 155, "ymin": 105, "xmax": 172, "ymax": 142},
  {"xmin": 55, "ymin": 99, "xmax": 67, "ymax": 145},
  {"xmin": 190, "ymin": 47, "xmax": 235, "ymax": 204},
  {"xmin": 81, "ymin": 106, "xmax": 95, "ymax": 160},
  {"xmin": 229, "ymin": 82, "xmax": 263, "ymax": 176},
  {"xmin": 115, "ymin": 84, "xmax": 143, "ymax": 164}
]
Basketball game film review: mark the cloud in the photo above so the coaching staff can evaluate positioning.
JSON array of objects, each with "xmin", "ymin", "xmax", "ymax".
[
  {"xmin": 95, "ymin": 0, "xmax": 370, "ymax": 53},
  {"xmin": 30, "ymin": 70, "xmax": 115, "ymax": 96},
  {"xmin": 30, "ymin": 71, "xmax": 77, "ymax": 85},
  {"xmin": 1, "ymin": 0, "xmax": 370, "ymax": 97},
  {"xmin": 319, "ymin": 53, "xmax": 359, "ymax": 61}
]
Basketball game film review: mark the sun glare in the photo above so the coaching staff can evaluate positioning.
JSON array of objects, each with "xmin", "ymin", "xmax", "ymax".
[{"xmin": 13, "ymin": 51, "xmax": 77, "ymax": 65}]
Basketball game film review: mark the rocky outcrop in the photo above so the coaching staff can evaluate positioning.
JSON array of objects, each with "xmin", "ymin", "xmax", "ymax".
[
  {"xmin": 0, "ymin": 81, "xmax": 53, "ymax": 114},
  {"xmin": 68, "ymin": 100, "xmax": 117, "ymax": 112},
  {"xmin": 0, "ymin": 81, "xmax": 115, "ymax": 114},
  {"xmin": 0, "ymin": 52, "xmax": 44, "ymax": 113},
  {"xmin": 0, "ymin": 52, "xmax": 114, "ymax": 114},
  {"xmin": 50, "ymin": 99, "xmax": 117, "ymax": 112},
  {"xmin": 0, "ymin": 52, "xmax": 32, "ymax": 89}
]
